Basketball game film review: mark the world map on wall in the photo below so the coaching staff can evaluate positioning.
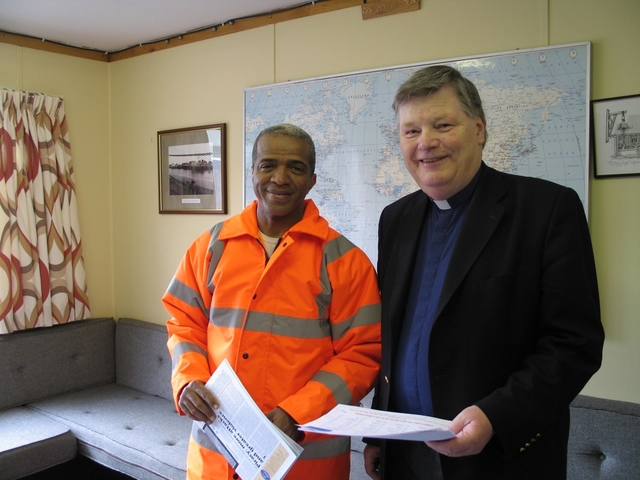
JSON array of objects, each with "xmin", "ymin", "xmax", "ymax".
[{"xmin": 244, "ymin": 43, "xmax": 590, "ymax": 264}]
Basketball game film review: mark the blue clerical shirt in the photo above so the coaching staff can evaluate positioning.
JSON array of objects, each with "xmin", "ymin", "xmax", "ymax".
[{"xmin": 392, "ymin": 169, "xmax": 481, "ymax": 416}]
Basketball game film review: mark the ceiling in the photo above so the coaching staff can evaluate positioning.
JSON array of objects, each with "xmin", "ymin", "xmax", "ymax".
[{"xmin": 0, "ymin": 0, "xmax": 314, "ymax": 53}]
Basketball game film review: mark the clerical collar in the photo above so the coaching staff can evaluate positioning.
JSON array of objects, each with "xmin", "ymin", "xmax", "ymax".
[{"xmin": 430, "ymin": 166, "xmax": 482, "ymax": 210}]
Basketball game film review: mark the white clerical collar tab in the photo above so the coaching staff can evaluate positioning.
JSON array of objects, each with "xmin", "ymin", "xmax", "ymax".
[{"xmin": 432, "ymin": 199, "xmax": 452, "ymax": 210}]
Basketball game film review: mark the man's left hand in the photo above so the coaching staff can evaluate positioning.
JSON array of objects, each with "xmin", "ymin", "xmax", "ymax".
[
  {"xmin": 266, "ymin": 407, "xmax": 300, "ymax": 441},
  {"xmin": 426, "ymin": 405, "xmax": 493, "ymax": 457}
]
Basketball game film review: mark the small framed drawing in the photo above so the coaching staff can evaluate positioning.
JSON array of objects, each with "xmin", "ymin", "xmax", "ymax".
[
  {"xmin": 592, "ymin": 94, "xmax": 640, "ymax": 178},
  {"xmin": 158, "ymin": 124, "xmax": 227, "ymax": 213}
]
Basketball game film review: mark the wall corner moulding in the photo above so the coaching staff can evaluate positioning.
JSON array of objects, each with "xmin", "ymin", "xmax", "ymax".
[
  {"xmin": 361, "ymin": 0, "xmax": 420, "ymax": 20},
  {"xmin": 0, "ymin": 0, "xmax": 365, "ymax": 62}
]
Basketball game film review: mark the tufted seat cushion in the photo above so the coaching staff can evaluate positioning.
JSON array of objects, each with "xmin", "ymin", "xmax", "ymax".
[
  {"xmin": 27, "ymin": 383, "xmax": 192, "ymax": 480},
  {"xmin": 568, "ymin": 394, "xmax": 640, "ymax": 479}
]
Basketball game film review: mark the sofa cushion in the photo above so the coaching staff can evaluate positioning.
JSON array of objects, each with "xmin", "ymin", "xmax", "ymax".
[
  {"xmin": 116, "ymin": 318, "xmax": 174, "ymax": 402},
  {"xmin": 27, "ymin": 383, "xmax": 191, "ymax": 480},
  {"xmin": 568, "ymin": 394, "xmax": 640, "ymax": 479},
  {"xmin": 0, "ymin": 317, "xmax": 116, "ymax": 410},
  {"xmin": 0, "ymin": 407, "xmax": 77, "ymax": 480}
]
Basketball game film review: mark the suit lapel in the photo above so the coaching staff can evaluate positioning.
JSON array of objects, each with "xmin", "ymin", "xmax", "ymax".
[
  {"xmin": 436, "ymin": 166, "xmax": 505, "ymax": 318},
  {"xmin": 386, "ymin": 193, "xmax": 429, "ymax": 338}
]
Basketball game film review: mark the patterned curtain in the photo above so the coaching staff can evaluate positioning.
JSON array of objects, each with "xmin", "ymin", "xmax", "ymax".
[{"xmin": 0, "ymin": 88, "xmax": 90, "ymax": 333}]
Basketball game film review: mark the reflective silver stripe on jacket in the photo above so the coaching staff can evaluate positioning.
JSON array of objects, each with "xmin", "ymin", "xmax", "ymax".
[
  {"xmin": 208, "ymin": 301, "xmax": 379, "ymax": 340},
  {"xmin": 166, "ymin": 277, "xmax": 208, "ymax": 319},
  {"xmin": 311, "ymin": 370, "xmax": 353, "ymax": 405},
  {"xmin": 299, "ymin": 435, "xmax": 350, "ymax": 460},
  {"xmin": 210, "ymin": 307, "xmax": 332, "ymax": 339},
  {"xmin": 206, "ymin": 222, "xmax": 225, "ymax": 294},
  {"xmin": 171, "ymin": 341, "xmax": 208, "ymax": 373}
]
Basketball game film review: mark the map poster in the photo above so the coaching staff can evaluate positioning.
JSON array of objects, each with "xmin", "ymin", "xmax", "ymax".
[{"xmin": 244, "ymin": 42, "xmax": 590, "ymax": 264}]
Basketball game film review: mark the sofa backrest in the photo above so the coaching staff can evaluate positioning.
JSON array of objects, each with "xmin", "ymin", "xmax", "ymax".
[
  {"xmin": 0, "ymin": 317, "xmax": 116, "ymax": 410},
  {"xmin": 115, "ymin": 317, "xmax": 173, "ymax": 402},
  {"xmin": 568, "ymin": 394, "xmax": 640, "ymax": 479}
]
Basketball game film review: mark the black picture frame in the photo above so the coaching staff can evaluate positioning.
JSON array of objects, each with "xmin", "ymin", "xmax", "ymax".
[
  {"xmin": 592, "ymin": 94, "xmax": 640, "ymax": 178},
  {"xmin": 158, "ymin": 123, "xmax": 227, "ymax": 213}
]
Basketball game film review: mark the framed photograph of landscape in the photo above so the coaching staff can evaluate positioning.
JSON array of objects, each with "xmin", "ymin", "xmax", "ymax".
[
  {"xmin": 592, "ymin": 94, "xmax": 640, "ymax": 178},
  {"xmin": 158, "ymin": 123, "xmax": 227, "ymax": 213}
]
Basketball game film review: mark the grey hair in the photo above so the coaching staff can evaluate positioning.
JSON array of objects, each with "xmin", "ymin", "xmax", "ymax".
[
  {"xmin": 251, "ymin": 123, "xmax": 316, "ymax": 174},
  {"xmin": 393, "ymin": 65, "xmax": 488, "ymax": 146}
]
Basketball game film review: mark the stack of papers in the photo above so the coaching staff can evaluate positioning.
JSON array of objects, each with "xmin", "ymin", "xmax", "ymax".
[
  {"xmin": 199, "ymin": 360, "xmax": 303, "ymax": 480},
  {"xmin": 298, "ymin": 404, "xmax": 455, "ymax": 442}
]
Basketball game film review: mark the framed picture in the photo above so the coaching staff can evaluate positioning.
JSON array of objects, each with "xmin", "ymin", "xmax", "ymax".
[
  {"xmin": 158, "ymin": 124, "xmax": 227, "ymax": 213},
  {"xmin": 592, "ymin": 94, "xmax": 640, "ymax": 178}
]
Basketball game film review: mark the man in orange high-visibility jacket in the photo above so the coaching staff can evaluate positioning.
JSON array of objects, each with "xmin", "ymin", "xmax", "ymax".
[{"xmin": 163, "ymin": 123, "xmax": 381, "ymax": 480}]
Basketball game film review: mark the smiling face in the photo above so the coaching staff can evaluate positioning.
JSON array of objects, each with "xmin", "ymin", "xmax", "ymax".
[
  {"xmin": 252, "ymin": 134, "xmax": 316, "ymax": 237},
  {"xmin": 397, "ymin": 86, "xmax": 486, "ymax": 200}
]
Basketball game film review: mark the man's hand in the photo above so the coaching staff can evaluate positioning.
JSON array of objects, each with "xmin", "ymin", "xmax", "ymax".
[
  {"xmin": 266, "ymin": 407, "xmax": 300, "ymax": 441},
  {"xmin": 363, "ymin": 444, "xmax": 381, "ymax": 480},
  {"xmin": 426, "ymin": 405, "xmax": 493, "ymax": 457},
  {"xmin": 178, "ymin": 380, "xmax": 219, "ymax": 424}
]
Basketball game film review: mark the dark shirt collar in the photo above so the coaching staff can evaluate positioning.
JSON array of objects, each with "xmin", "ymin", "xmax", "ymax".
[{"xmin": 430, "ymin": 164, "xmax": 482, "ymax": 210}]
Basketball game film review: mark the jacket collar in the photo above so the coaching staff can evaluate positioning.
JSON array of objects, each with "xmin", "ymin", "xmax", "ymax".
[
  {"xmin": 219, "ymin": 199, "xmax": 329, "ymax": 241},
  {"xmin": 435, "ymin": 163, "xmax": 505, "ymax": 317}
]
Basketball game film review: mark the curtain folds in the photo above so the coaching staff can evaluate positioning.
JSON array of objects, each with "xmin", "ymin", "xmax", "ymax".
[{"xmin": 0, "ymin": 88, "xmax": 90, "ymax": 333}]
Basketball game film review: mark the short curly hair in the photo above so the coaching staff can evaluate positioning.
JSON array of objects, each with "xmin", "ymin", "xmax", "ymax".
[
  {"xmin": 393, "ymin": 65, "xmax": 488, "ymax": 147},
  {"xmin": 251, "ymin": 123, "xmax": 316, "ymax": 174}
]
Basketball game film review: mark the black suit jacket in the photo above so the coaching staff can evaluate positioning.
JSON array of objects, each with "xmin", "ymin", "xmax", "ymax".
[{"xmin": 373, "ymin": 164, "xmax": 604, "ymax": 479}]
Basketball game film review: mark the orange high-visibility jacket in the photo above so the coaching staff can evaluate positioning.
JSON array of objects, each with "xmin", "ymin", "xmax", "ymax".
[{"xmin": 163, "ymin": 200, "xmax": 381, "ymax": 480}]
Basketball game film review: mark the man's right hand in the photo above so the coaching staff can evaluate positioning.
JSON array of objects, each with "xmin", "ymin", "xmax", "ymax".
[
  {"xmin": 178, "ymin": 380, "xmax": 220, "ymax": 424},
  {"xmin": 363, "ymin": 444, "xmax": 381, "ymax": 480}
]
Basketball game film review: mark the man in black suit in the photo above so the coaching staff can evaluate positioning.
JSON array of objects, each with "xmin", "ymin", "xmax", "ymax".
[{"xmin": 363, "ymin": 65, "xmax": 604, "ymax": 479}]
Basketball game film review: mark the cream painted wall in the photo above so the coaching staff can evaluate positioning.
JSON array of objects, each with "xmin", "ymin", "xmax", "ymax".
[
  {"xmin": 0, "ymin": 44, "xmax": 19, "ymax": 88},
  {"xmin": 549, "ymin": 0, "xmax": 640, "ymax": 403},
  {"xmin": 274, "ymin": 1, "xmax": 544, "ymax": 82},
  {"xmin": 109, "ymin": 27, "xmax": 276, "ymax": 324},
  {"xmin": 1, "ymin": 0, "xmax": 638, "ymax": 403},
  {"xmin": 0, "ymin": 46, "xmax": 113, "ymax": 317}
]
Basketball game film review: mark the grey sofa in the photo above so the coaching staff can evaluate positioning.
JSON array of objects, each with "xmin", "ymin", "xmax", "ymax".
[
  {"xmin": 0, "ymin": 317, "xmax": 192, "ymax": 480},
  {"xmin": 2, "ymin": 317, "xmax": 639, "ymax": 480}
]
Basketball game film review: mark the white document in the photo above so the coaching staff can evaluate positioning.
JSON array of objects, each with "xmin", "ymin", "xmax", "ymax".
[
  {"xmin": 298, "ymin": 404, "xmax": 456, "ymax": 442},
  {"xmin": 198, "ymin": 359, "xmax": 303, "ymax": 480}
]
